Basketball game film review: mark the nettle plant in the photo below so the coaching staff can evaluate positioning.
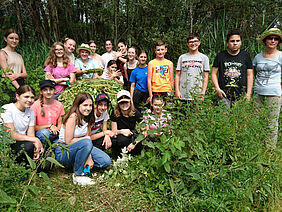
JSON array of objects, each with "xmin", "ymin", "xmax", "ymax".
[{"xmin": 123, "ymin": 96, "xmax": 281, "ymax": 211}]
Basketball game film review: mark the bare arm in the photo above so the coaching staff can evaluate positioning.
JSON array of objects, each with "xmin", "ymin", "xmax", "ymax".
[
  {"xmin": 64, "ymin": 113, "xmax": 90, "ymax": 145},
  {"xmin": 246, "ymin": 68, "xmax": 253, "ymax": 101},
  {"xmin": 201, "ymin": 71, "xmax": 209, "ymax": 95},
  {"xmin": 175, "ymin": 70, "xmax": 182, "ymax": 99},
  {"xmin": 211, "ymin": 67, "xmax": 226, "ymax": 98},
  {"xmin": 69, "ymin": 72, "xmax": 76, "ymax": 85},
  {"xmin": 169, "ymin": 61, "xmax": 174, "ymax": 89},
  {"xmin": 130, "ymin": 82, "xmax": 136, "ymax": 98},
  {"xmin": 147, "ymin": 61, "xmax": 153, "ymax": 104}
]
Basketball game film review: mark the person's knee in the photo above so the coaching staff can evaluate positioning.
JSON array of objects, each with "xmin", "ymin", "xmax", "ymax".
[
  {"xmin": 81, "ymin": 138, "xmax": 93, "ymax": 152},
  {"xmin": 36, "ymin": 129, "xmax": 51, "ymax": 141},
  {"xmin": 103, "ymin": 154, "xmax": 111, "ymax": 167}
]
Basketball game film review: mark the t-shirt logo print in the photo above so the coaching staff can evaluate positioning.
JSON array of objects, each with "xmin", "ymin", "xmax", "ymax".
[
  {"xmin": 258, "ymin": 63, "xmax": 279, "ymax": 85},
  {"xmin": 155, "ymin": 65, "xmax": 169, "ymax": 79},
  {"xmin": 224, "ymin": 67, "xmax": 241, "ymax": 88}
]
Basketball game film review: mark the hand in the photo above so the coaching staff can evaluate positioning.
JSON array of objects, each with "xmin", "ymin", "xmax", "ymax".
[
  {"xmin": 246, "ymin": 94, "xmax": 251, "ymax": 101},
  {"xmin": 104, "ymin": 130, "xmax": 115, "ymax": 137},
  {"xmin": 126, "ymin": 143, "xmax": 136, "ymax": 152},
  {"xmin": 102, "ymin": 135, "xmax": 112, "ymax": 149},
  {"xmin": 176, "ymin": 91, "xmax": 182, "ymax": 99},
  {"xmin": 33, "ymin": 138, "xmax": 44, "ymax": 161},
  {"xmin": 83, "ymin": 69, "xmax": 88, "ymax": 74},
  {"xmin": 197, "ymin": 93, "xmax": 205, "ymax": 101},
  {"xmin": 84, "ymin": 155, "xmax": 94, "ymax": 169},
  {"xmin": 115, "ymin": 51, "xmax": 122, "ymax": 59},
  {"xmin": 148, "ymin": 96, "xmax": 153, "ymax": 106},
  {"xmin": 216, "ymin": 88, "xmax": 226, "ymax": 98},
  {"xmin": 120, "ymin": 129, "xmax": 133, "ymax": 137},
  {"xmin": 6, "ymin": 73, "xmax": 18, "ymax": 81},
  {"xmin": 49, "ymin": 125, "xmax": 59, "ymax": 135}
]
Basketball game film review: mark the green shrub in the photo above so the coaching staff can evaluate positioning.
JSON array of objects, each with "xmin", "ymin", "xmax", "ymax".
[{"xmin": 118, "ymin": 97, "xmax": 281, "ymax": 211}]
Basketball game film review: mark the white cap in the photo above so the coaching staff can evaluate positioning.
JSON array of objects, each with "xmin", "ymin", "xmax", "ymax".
[{"xmin": 117, "ymin": 90, "xmax": 131, "ymax": 103}]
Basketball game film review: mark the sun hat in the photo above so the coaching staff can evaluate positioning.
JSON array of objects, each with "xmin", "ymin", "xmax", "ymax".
[
  {"xmin": 39, "ymin": 80, "xmax": 56, "ymax": 89},
  {"xmin": 117, "ymin": 90, "xmax": 131, "ymax": 103},
  {"xmin": 95, "ymin": 93, "xmax": 111, "ymax": 103},
  {"xmin": 257, "ymin": 28, "xmax": 282, "ymax": 45},
  {"xmin": 76, "ymin": 43, "xmax": 93, "ymax": 54}
]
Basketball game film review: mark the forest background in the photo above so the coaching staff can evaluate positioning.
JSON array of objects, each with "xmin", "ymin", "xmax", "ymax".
[{"xmin": 0, "ymin": 0, "xmax": 281, "ymax": 211}]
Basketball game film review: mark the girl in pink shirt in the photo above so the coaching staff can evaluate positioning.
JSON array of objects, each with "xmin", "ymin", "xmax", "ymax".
[
  {"xmin": 44, "ymin": 42, "xmax": 76, "ymax": 99},
  {"xmin": 31, "ymin": 80, "xmax": 65, "ymax": 146}
]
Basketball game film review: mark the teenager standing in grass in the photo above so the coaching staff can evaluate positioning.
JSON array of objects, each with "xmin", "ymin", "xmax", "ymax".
[
  {"xmin": 55, "ymin": 93, "xmax": 111, "ymax": 186},
  {"xmin": 129, "ymin": 50, "xmax": 149, "ymax": 112},
  {"xmin": 253, "ymin": 28, "xmax": 282, "ymax": 149},
  {"xmin": 0, "ymin": 28, "xmax": 27, "ymax": 98},
  {"xmin": 1, "ymin": 85, "xmax": 44, "ymax": 164},
  {"xmin": 31, "ymin": 80, "xmax": 65, "ymax": 147},
  {"xmin": 64, "ymin": 38, "xmax": 76, "ymax": 64},
  {"xmin": 44, "ymin": 42, "xmax": 76, "ymax": 99},
  {"xmin": 175, "ymin": 34, "xmax": 210, "ymax": 102},
  {"xmin": 124, "ymin": 46, "xmax": 138, "ymax": 91},
  {"xmin": 211, "ymin": 28, "xmax": 253, "ymax": 108},
  {"xmin": 147, "ymin": 40, "xmax": 174, "ymax": 105},
  {"xmin": 101, "ymin": 39, "xmax": 116, "ymax": 74},
  {"xmin": 75, "ymin": 44, "xmax": 99, "ymax": 80},
  {"xmin": 89, "ymin": 40, "xmax": 102, "ymax": 68}
]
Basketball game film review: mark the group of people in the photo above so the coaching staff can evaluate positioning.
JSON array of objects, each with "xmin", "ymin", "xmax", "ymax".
[{"xmin": 0, "ymin": 27, "xmax": 281, "ymax": 185}]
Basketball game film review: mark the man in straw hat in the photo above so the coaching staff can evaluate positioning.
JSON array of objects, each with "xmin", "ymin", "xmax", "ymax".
[
  {"xmin": 74, "ymin": 43, "xmax": 98, "ymax": 79},
  {"xmin": 211, "ymin": 28, "xmax": 253, "ymax": 108},
  {"xmin": 253, "ymin": 27, "xmax": 281, "ymax": 149}
]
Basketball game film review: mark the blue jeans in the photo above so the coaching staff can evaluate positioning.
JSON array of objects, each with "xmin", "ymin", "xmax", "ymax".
[
  {"xmin": 54, "ymin": 138, "xmax": 111, "ymax": 175},
  {"xmin": 36, "ymin": 128, "xmax": 56, "ymax": 148}
]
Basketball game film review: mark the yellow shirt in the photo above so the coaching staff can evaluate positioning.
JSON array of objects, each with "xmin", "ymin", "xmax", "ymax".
[{"xmin": 151, "ymin": 59, "xmax": 172, "ymax": 92}]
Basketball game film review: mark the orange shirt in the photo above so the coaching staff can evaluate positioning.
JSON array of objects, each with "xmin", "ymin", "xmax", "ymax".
[{"xmin": 151, "ymin": 59, "xmax": 172, "ymax": 92}]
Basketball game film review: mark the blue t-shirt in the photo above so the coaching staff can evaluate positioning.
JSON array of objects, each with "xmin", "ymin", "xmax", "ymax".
[
  {"xmin": 74, "ymin": 57, "xmax": 98, "ymax": 79},
  {"xmin": 129, "ymin": 66, "xmax": 148, "ymax": 93},
  {"xmin": 253, "ymin": 51, "xmax": 282, "ymax": 96}
]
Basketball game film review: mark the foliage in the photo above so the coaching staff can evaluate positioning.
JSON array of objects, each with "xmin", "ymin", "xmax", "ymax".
[
  {"xmin": 0, "ymin": 68, "xmax": 16, "ymax": 105},
  {"xmin": 107, "ymin": 97, "xmax": 281, "ymax": 211},
  {"xmin": 58, "ymin": 78, "xmax": 123, "ymax": 111}
]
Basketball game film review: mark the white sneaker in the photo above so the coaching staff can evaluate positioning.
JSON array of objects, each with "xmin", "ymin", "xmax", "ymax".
[{"xmin": 72, "ymin": 173, "xmax": 95, "ymax": 186}]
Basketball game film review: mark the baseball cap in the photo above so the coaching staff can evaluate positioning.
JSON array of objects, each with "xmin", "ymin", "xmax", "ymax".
[
  {"xmin": 117, "ymin": 90, "xmax": 131, "ymax": 103},
  {"xmin": 95, "ymin": 93, "xmax": 110, "ymax": 103},
  {"xmin": 39, "ymin": 80, "xmax": 56, "ymax": 90}
]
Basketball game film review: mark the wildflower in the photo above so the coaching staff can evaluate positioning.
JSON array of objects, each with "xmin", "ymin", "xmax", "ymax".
[
  {"xmin": 114, "ymin": 183, "xmax": 120, "ymax": 187},
  {"xmin": 256, "ymin": 190, "xmax": 259, "ymax": 194}
]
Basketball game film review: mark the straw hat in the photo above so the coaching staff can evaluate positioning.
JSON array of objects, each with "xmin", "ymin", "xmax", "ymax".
[
  {"xmin": 76, "ymin": 43, "xmax": 93, "ymax": 54},
  {"xmin": 257, "ymin": 28, "xmax": 282, "ymax": 45}
]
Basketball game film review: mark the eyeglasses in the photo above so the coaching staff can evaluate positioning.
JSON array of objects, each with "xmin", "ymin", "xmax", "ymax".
[
  {"xmin": 266, "ymin": 36, "xmax": 280, "ymax": 41},
  {"xmin": 188, "ymin": 40, "xmax": 199, "ymax": 44},
  {"xmin": 55, "ymin": 49, "xmax": 64, "ymax": 52}
]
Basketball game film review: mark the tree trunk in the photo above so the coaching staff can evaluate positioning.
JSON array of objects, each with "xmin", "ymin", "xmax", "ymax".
[{"xmin": 15, "ymin": 0, "xmax": 25, "ymax": 41}]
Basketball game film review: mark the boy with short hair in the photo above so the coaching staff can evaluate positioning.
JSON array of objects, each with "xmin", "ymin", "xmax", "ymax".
[
  {"xmin": 147, "ymin": 40, "xmax": 174, "ymax": 105},
  {"xmin": 211, "ymin": 28, "xmax": 253, "ymax": 107},
  {"xmin": 175, "ymin": 33, "xmax": 210, "ymax": 101}
]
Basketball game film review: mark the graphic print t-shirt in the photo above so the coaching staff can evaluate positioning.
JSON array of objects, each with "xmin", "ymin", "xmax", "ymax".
[
  {"xmin": 151, "ymin": 59, "xmax": 172, "ymax": 92},
  {"xmin": 213, "ymin": 50, "xmax": 252, "ymax": 100},
  {"xmin": 176, "ymin": 53, "xmax": 210, "ymax": 100}
]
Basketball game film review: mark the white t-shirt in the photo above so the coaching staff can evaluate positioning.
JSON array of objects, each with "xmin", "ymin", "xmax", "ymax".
[
  {"xmin": 101, "ymin": 51, "xmax": 116, "ymax": 72},
  {"xmin": 58, "ymin": 120, "xmax": 88, "ymax": 143},
  {"xmin": 91, "ymin": 111, "xmax": 109, "ymax": 134},
  {"xmin": 1, "ymin": 103, "xmax": 35, "ymax": 135}
]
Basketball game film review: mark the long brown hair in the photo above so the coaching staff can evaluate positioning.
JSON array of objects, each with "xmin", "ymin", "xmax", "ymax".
[
  {"xmin": 114, "ymin": 100, "xmax": 135, "ymax": 118},
  {"xmin": 16, "ymin": 85, "xmax": 35, "ymax": 97},
  {"xmin": 46, "ymin": 42, "xmax": 70, "ymax": 68},
  {"xmin": 63, "ymin": 93, "xmax": 95, "ymax": 127}
]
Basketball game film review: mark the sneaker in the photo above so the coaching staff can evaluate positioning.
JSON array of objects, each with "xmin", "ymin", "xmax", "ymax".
[{"xmin": 72, "ymin": 173, "xmax": 95, "ymax": 186}]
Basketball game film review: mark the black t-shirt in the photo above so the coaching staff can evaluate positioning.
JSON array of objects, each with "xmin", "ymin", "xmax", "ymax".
[
  {"xmin": 110, "ymin": 110, "xmax": 142, "ymax": 130},
  {"xmin": 213, "ymin": 50, "xmax": 253, "ymax": 100}
]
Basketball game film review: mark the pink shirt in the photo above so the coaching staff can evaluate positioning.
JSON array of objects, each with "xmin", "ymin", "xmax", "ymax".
[
  {"xmin": 44, "ymin": 63, "xmax": 76, "ymax": 93},
  {"xmin": 31, "ymin": 99, "xmax": 65, "ymax": 126}
]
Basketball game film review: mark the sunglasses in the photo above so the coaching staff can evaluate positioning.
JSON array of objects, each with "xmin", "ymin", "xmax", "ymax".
[{"xmin": 266, "ymin": 36, "xmax": 280, "ymax": 41}]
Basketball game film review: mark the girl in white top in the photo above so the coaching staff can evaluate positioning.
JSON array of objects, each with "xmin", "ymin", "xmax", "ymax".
[
  {"xmin": 0, "ymin": 28, "xmax": 27, "ymax": 89},
  {"xmin": 1, "ymin": 85, "xmax": 44, "ymax": 163},
  {"xmin": 55, "ymin": 92, "xmax": 111, "ymax": 186}
]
